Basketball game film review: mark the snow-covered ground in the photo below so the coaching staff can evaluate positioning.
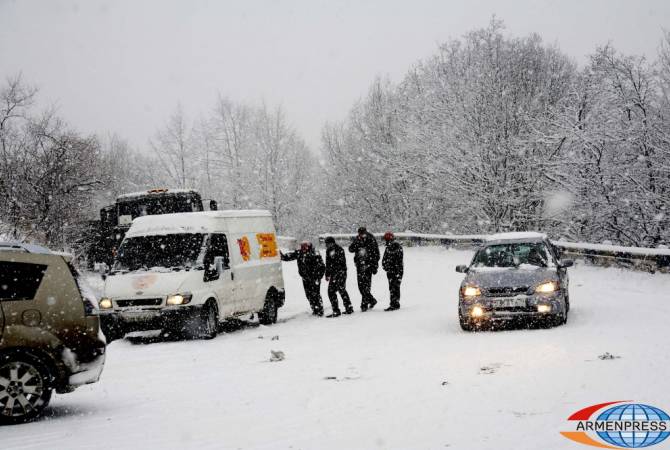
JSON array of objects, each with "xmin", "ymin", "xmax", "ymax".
[{"xmin": 4, "ymin": 247, "xmax": 670, "ymax": 449}]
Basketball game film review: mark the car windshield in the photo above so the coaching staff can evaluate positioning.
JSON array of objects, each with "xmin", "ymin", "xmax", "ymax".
[
  {"xmin": 471, "ymin": 242, "xmax": 552, "ymax": 269},
  {"xmin": 118, "ymin": 195, "xmax": 203, "ymax": 219},
  {"xmin": 113, "ymin": 233, "xmax": 205, "ymax": 272}
]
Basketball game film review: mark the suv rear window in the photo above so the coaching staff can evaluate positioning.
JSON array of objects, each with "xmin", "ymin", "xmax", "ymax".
[{"xmin": 0, "ymin": 261, "xmax": 47, "ymax": 301}]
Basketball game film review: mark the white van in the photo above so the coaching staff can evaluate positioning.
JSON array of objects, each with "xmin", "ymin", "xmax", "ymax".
[{"xmin": 98, "ymin": 210, "xmax": 285, "ymax": 340}]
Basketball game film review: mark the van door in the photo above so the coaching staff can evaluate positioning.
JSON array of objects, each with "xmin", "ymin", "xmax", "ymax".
[{"xmin": 203, "ymin": 234, "xmax": 237, "ymax": 317}]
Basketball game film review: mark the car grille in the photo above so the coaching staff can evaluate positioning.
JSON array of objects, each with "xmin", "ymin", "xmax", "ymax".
[
  {"xmin": 492, "ymin": 306, "xmax": 533, "ymax": 313},
  {"xmin": 484, "ymin": 286, "xmax": 529, "ymax": 297},
  {"xmin": 116, "ymin": 298, "xmax": 163, "ymax": 307}
]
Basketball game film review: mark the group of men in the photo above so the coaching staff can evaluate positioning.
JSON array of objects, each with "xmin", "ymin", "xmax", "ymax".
[{"xmin": 281, "ymin": 227, "xmax": 404, "ymax": 317}]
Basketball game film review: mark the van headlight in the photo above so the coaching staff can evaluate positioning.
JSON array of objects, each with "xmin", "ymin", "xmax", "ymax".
[
  {"xmin": 535, "ymin": 281, "xmax": 558, "ymax": 294},
  {"xmin": 166, "ymin": 293, "xmax": 193, "ymax": 306},
  {"xmin": 99, "ymin": 298, "xmax": 113, "ymax": 309}
]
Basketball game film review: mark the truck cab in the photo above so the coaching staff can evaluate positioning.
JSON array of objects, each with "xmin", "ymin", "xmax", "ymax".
[{"xmin": 86, "ymin": 189, "xmax": 217, "ymax": 268}]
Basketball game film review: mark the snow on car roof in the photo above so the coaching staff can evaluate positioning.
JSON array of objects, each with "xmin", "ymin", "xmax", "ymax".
[
  {"xmin": 0, "ymin": 241, "xmax": 53, "ymax": 254},
  {"xmin": 126, "ymin": 210, "xmax": 273, "ymax": 237},
  {"xmin": 116, "ymin": 188, "xmax": 200, "ymax": 201},
  {"xmin": 485, "ymin": 232, "xmax": 547, "ymax": 242}
]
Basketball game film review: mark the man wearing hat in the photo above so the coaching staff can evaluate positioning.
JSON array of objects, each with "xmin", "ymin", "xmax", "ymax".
[
  {"xmin": 348, "ymin": 227, "xmax": 380, "ymax": 311},
  {"xmin": 324, "ymin": 236, "xmax": 353, "ymax": 317},
  {"xmin": 281, "ymin": 241, "xmax": 326, "ymax": 316},
  {"xmin": 382, "ymin": 232, "xmax": 403, "ymax": 311}
]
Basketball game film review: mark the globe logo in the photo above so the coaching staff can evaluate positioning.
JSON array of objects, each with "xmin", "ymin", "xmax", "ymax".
[
  {"xmin": 596, "ymin": 404, "xmax": 670, "ymax": 448},
  {"xmin": 561, "ymin": 401, "xmax": 670, "ymax": 449}
]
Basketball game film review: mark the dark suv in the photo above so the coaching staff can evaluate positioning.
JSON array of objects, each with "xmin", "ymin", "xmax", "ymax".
[
  {"xmin": 455, "ymin": 233, "xmax": 573, "ymax": 331},
  {"xmin": 0, "ymin": 242, "xmax": 106, "ymax": 424}
]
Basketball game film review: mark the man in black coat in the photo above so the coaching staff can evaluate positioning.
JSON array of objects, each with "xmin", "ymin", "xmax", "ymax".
[
  {"xmin": 382, "ymin": 232, "xmax": 403, "ymax": 311},
  {"xmin": 281, "ymin": 241, "xmax": 325, "ymax": 316},
  {"xmin": 324, "ymin": 236, "xmax": 353, "ymax": 317},
  {"xmin": 348, "ymin": 227, "xmax": 380, "ymax": 311}
]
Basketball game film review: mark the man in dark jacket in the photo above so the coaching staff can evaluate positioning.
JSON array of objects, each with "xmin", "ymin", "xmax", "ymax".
[
  {"xmin": 281, "ymin": 241, "xmax": 325, "ymax": 316},
  {"xmin": 348, "ymin": 227, "xmax": 380, "ymax": 311},
  {"xmin": 324, "ymin": 236, "xmax": 353, "ymax": 317},
  {"xmin": 382, "ymin": 232, "xmax": 403, "ymax": 311}
]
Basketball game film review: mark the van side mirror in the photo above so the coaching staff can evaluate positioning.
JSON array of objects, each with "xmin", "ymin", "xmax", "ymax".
[
  {"xmin": 214, "ymin": 256, "xmax": 228, "ymax": 274},
  {"xmin": 559, "ymin": 259, "xmax": 574, "ymax": 268},
  {"xmin": 455, "ymin": 265, "xmax": 469, "ymax": 273}
]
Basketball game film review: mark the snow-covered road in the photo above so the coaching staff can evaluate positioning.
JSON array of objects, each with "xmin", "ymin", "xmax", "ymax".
[{"xmin": 3, "ymin": 247, "xmax": 670, "ymax": 449}]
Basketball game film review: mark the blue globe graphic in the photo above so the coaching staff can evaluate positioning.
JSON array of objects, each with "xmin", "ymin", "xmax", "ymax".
[{"xmin": 596, "ymin": 404, "xmax": 670, "ymax": 448}]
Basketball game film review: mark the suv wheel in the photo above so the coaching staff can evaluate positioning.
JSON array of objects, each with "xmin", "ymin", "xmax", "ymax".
[{"xmin": 0, "ymin": 354, "xmax": 53, "ymax": 424}]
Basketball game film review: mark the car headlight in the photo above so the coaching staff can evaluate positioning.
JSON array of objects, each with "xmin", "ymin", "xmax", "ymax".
[
  {"xmin": 462, "ymin": 286, "xmax": 481, "ymax": 297},
  {"xmin": 166, "ymin": 293, "xmax": 193, "ymax": 306},
  {"xmin": 535, "ymin": 281, "xmax": 558, "ymax": 294},
  {"xmin": 99, "ymin": 298, "xmax": 113, "ymax": 309},
  {"xmin": 471, "ymin": 306, "xmax": 484, "ymax": 317}
]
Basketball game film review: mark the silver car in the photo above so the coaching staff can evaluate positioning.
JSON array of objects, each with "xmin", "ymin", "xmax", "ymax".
[{"xmin": 455, "ymin": 233, "xmax": 573, "ymax": 331}]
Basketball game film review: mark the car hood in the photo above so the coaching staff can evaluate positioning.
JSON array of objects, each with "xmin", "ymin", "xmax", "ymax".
[
  {"xmin": 464, "ymin": 267, "xmax": 557, "ymax": 289},
  {"xmin": 103, "ymin": 270, "xmax": 196, "ymax": 299}
]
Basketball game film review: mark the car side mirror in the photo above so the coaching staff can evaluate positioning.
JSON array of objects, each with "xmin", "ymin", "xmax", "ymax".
[
  {"xmin": 559, "ymin": 259, "xmax": 574, "ymax": 268},
  {"xmin": 455, "ymin": 265, "xmax": 469, "ymax": 273}
]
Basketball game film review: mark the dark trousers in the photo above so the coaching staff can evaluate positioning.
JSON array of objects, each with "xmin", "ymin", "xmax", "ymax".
[
  {"xmin": 328, "ymin": 275, "xmax": 352, "ymax": 313},
  {"xmin": 387, "ymin": 272, "xmax": 402, "ymax": 308},
  {"xmin": 356, "ymin": 269, "xmax": 377, "ymax": 308},
  {"xmin": 302, "ymin": 278, "xmax": 324, "ymax": 315}
]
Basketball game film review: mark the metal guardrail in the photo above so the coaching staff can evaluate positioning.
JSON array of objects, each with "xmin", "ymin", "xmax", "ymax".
[
  {"xmin": 277, "ymin": 235, "xmax": 297, "ymax": 251},
  {"xmin": 318, "ymin": 233, "xmax": 670, "ymax": 273}
]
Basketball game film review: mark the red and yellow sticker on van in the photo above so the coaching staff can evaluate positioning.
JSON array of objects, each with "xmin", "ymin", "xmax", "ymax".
[
  {"xmin": 257, "ymin": 233, "xmax": 278, "ymax": 258},
  {"xmin": 237, "ymin": 236, "xmax": 251, "ymax": 261},
  {"xmin": 237, "ymin": 233, "xmax": 278, "ymax": 261}
]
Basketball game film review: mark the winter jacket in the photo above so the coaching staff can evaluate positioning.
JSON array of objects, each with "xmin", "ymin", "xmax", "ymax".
[
  {"xmin": 382, "ymin": 240, "xmax": 404, "ymax": 276},
  {"xmin": 348, "ymin": 232, "xmax": 380, "ymax": 273},
  {"xmin": 325, "ymin": 244, "xmax": 347, "ymax": 280},
  {"xmin": 282, "ymin": 250, "xmax": 325, "ymax": 281}
]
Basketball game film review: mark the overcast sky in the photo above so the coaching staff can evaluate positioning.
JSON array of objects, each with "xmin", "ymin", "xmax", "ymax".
[{"xmin": 1, "ymin": 0, "xmax": 669, "ymax": 151}]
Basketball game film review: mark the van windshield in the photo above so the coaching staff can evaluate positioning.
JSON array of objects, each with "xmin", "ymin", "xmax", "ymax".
[{"xmin": 113, "ymin": 233, "xmax": 205, "ymax": 272}]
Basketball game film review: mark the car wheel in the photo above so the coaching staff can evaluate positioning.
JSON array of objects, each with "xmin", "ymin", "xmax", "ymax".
[
  {"xmin": 258, "ymin": 291, "xmax": 278, "ymax": 325},
  {"xmin": 200, "ymin": 301, "xmax": 219, "ymax": 340},
  {"xmin": 459, "ymin": 312, "xmax": 474, "ymax": 332},
  {"xmin": 551, "ymin": 310, "xmax": 567, "ymax": 327},
  {"xmin": 0, "ymin": 354, "xmax": 53, "ymax": 425}
]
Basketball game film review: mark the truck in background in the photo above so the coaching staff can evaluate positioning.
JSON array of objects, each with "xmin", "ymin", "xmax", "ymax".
[{"xmin": 82, "ymin": 189, "xmax": 217, "ymax": 268}]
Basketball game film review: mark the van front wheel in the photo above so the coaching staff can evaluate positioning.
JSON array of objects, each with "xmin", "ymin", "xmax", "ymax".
[
  {"xmin": 258, "ymin": 292, "xmax": 278, "ymax": 325},
  {"xmin": 199, "ymin": 301, "xmax": 219, "ymax": 340}
]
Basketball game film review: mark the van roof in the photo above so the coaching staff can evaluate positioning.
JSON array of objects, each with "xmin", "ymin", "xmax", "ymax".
[{"xmin": 126, "ymin": 210, "xmax": 273, "ymax": 237}]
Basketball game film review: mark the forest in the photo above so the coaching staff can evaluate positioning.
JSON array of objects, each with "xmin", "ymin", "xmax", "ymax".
[{"xmin": 1, "ymin": 20, "xmax": 669, "ymax": 250}]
